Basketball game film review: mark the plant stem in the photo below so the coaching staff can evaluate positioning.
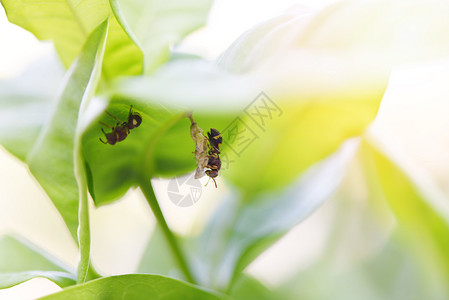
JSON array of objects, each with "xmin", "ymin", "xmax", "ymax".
[
  {"xmin": 75, "ymin": 151, "xmax": 101, "ymax": 283},
  {"xmin": 139, "ymin": 177, "xmax": 196, "ymax": 284},
  {"xmin": 75, "ymin": 150, "xmax": 91, "ymax": 283}
]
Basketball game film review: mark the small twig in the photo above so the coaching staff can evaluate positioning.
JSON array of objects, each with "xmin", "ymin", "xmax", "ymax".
[{"xmin": 139, "ymin": 177, "xmax": 196, "ymax": 284}]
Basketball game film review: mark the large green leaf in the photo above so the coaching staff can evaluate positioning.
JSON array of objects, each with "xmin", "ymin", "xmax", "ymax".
[
  {"xmin": 39, "ymin": 274, "xmax": 223, "ymax": 300},
  {"xmin": 115, "ymin": 60, "xmax": 385, "ymax": 199},
  {"xmin": 0, "ymin": 51, "xmax": 65, "ymax": 160},
  {"xmin": 83, "ymin": 100, "xmax": 235, "ymax": 206},
  {"xmin": 107, "ymin": 0, "xmax": 449, "ymax": 202},
  {"xmin": 359, "ymin": 138, "xmax": 449, "ymax": 298},
  {"xmin": 0, "ymin": 235, "xmax": 76, "ymax": 289},
  {"xmin": 82, "ymin": 60, "xmax": 247, "ymax": 205},
  {"xmin": 271, "ymin": 173, "xmax": 446, "ymax": 300},
  {"xmin": 0, "ymin": 235, "xmax": 72, "ymax": 274},
  {"xmin": 113, "ymin": 58, "xmax": 261, "ymax": 112},
  {"xmin": 102, "ymin": 16, "xmax": 143, "ymax": 78},
  {"xmin": 25, "ymin": 20, "xmax": 108, "ymax": 240},
  {"xmin": 213, "ymin": 11, "xmax": 392, "ymax": 198},
  {"xmin": 220, "ymin": 92, "xmax": 383, "ymax": 198},
  {"xmin": 111, "ymin": 0, "xmax": 212, "ymax": 74},
  {"xmin": 114, "ymin": 18, "xmax": 388, "ymax": 198},
  {"xmin": 1, "ymin": 0, "xmax": 142, "ymax": 78},
  {"xmin": 0, "ymin": 272, "xmax": 75, "ymax": 290},
  {"xmin": 270, "ymin": 163, "xmax": 438, "ymax": 300},
  {"xmin": 138, "ymin": 225, "xmax": 178, "ymax": 277},
  {"xmin": 277, "ymin": 237, "xmax": 430, "ymax": 300},
  {"xmin": 82, "ymin": 100, "xmax": 190, "ymax": 205},
  {"xmin": 0, "ymin": 23, "xmax": 107, "ymax": 241},
  {"xmin": 229, "ymin": 275, "xmax": 277, "ymax": 300},
  {"xmin": 212, "ymin": 1, "xmax": 449, "ymax": 197},
  {"xmin": 111, "ymin": 51, "xmax": 383, "ymax": 290}
]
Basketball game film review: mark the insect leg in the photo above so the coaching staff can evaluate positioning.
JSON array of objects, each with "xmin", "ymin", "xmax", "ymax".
[
  {"xmin": 99, "ymin": 121, "xmax": 114, "ymax": 128},
  {"xmin": 100, "ymin": 128, "xmax": 108, "ymax": 144},
  {"xmin": 105, "ymin": 110, "xmax": 121, "ymax": 123}
]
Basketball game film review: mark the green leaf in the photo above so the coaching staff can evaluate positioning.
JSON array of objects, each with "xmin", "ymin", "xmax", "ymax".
[
  {"xmin": 213, "ymin": 8, "xmax": 391, "ymax": 197},
  {"xmin": 0, "ymin": 235, "xmax": 72, "ymax": 274},
  {"xmin": 112, "ymin": 57, "xmax": 374, "ymax": 289},
  {"xmin": 0, "ymin": 235, "xmax": 75, "ymax": 288},
  {"xmin": 39, "ymin": 274, "xmax": 223, "ymax": 300},
  {"xmin": 138, "ymin": 225, "xmax": 178, "ymax": 277},
  {"xmin": 114, "ymin": 59, "xmax": 261, "ymax": 112},
  {"xmin": 0, "ymin": 51, "xmax": 65, "ymax": 160},
  {"xmin": 138, "ymin": 179, "xmax": 196, "ymax": 283},
  {"xmin": 81, "ymin": 92, "xmax": 234, "ymax": 205},
  {"xmin": 84, "ymin": 58, "xmax": 260, "ymax": 205},
  {"xmin": 188, "ymin": 140, "xmax": 358, "ymax": 290},
  {"xmin": 76, "ymin": 152, "xmax": 95, "ymax": 283},
  {"xmin": 116, "ymin": 38, "xmax": 387, "ymax": 199},
  {"xmin": 212, "ymin": 1, "xmax": 449, "ymax": 197},
  {"xmin": 73, "ymin": 21, "xmax": 109, "ymax": 284},
  {"xmin": 359, "ymin": 138, "xmax": 449, "ymax": 298},
  {"xmin": 230, "ymin": 275, "xmax": 276, "ymax": 300},
  {"xmin": 0, "ymin": 272, "xmax": 76, "ymax": 289},
  {"xmin": 276, "ymin": 235, "xmax": 435, "ymax": 300},
  {"xmin": 1, "ymin": 0, "xmax": 142, "ymax": 78},
  {"xmin": 110, "ymin": 0, "xmax": 212, "ymax": 74},
  {"xmin": 82, "ymin": 102, "xmax": 188, "ymax": 205},
  {"xmin": 26, "ymin": 20, "xmax": 108, "ymax": 240},
  {"xmin": 221, "ymin": 93, "xmax": 384, "ymax": 198}
]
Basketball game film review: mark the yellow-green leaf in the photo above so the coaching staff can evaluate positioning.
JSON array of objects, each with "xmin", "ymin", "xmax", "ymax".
[
  {"xmin": 39, "ymin": 274, "xmax": 223, "ymax": 300},
  {"xmin": 360, "ymin": 139, "xmax": 449, "ymax": 298},
  {"xmin": 26, "ymin": 20, "xmax": 108, "ymax": 240},
  {"xmin": 1, "ymin": 0, "xmax": 142, "ymax": 78},
  {"xmin": 111, "ymin": 0, "xmax": 212, "ymax": 74}
]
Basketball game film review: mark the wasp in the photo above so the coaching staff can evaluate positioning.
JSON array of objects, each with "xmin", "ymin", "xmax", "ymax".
[
  {"xmin": 99, "ymin": 105, "xmax": 142, "ymax": 145},
  {"xmin": 188, "ymin": 115, "xmax": 223, "ymax": 188},
  {"xmin": 203, "ymin": 128, "xmax": 222, "ymax": 187},
  {"xmin": 207, "ymin": 128, "xmax": 222, "ymax": 152}
]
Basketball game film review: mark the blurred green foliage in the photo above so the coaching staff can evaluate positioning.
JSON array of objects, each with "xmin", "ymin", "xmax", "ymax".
[{"xmin": 1, "ymin": 0, "xmax": 449, "ymax": 299}]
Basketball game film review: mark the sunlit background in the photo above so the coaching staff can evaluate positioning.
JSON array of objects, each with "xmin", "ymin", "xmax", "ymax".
[{"xmin": 2, "ymin": 0, "xmax": 449, "ymax": 299}]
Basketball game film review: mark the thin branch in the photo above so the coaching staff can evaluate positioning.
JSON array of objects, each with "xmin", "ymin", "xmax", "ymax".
[{"xmin": 138, "ymin": 177, "xmax": 196, "ymax": 284}]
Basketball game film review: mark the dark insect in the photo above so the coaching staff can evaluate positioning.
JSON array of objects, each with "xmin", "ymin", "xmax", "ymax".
[
  {"xmin": 207, "ymin": 128, "xmax": 222, "ymax": 152},
  {"xmin": 204, "ymin": 128, "xmax": 222, "ymax": 188},
  {"xmin": 188, "ymin": 113, "xmax": 224, "ymax": 188},
  {"xmin": 99, "ymin": 105, "xmax": 142, "ymax": 145}
]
